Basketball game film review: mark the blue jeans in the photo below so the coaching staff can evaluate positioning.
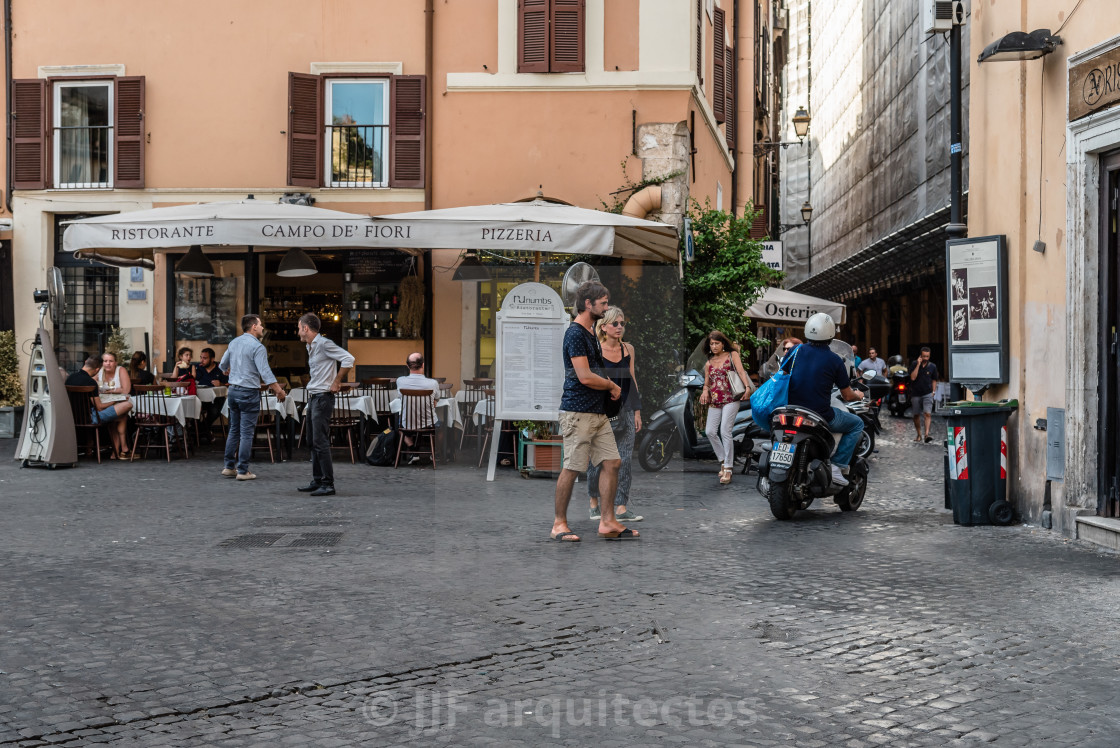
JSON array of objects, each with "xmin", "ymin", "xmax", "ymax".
[
  {"xmin": 224, "ymin": 386, "xmax": 260, "ymax": 474},
  {"xmin": 828, "ymin": 408, "xmax": 864, "ymax": 468}
]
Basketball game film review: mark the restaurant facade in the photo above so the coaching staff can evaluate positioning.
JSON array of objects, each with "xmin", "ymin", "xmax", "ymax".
[{"xmin": 7, "ymin": 0, "xmax": 772, "ymax": 384}]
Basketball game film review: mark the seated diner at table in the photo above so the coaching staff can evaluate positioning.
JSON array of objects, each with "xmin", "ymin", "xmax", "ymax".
[
  {"xmin": 70, "ymin": 354, "xmax": 133, "ymax": 459},
  {"xmin": 128, "ymin": 351, "xmax": 155, "ymax": 393},
  {"xmin": 395, "ymin": 353, "xmax": 441, "ymax": 441}
]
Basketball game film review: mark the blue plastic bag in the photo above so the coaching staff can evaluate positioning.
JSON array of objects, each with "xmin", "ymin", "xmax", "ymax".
[{"xmin": 750, "ymin": 345, "xmax": 800, "ymax": 428}]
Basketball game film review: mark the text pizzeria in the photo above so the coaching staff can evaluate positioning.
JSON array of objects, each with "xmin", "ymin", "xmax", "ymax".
[{"xmin": 481, "ymin": 228, "xmax": 553, "ymax": 242}]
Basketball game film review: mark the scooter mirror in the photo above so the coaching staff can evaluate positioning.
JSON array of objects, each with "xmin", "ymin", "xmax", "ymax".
[{"xmin": 862, "ymin": 369, "xmax": 877, "ymax": 381}]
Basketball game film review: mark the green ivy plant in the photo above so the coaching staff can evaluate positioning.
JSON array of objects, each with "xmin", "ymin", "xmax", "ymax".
[{"xmin": 0, "ymin": 330, "xmax": 24, "ymax": 408}]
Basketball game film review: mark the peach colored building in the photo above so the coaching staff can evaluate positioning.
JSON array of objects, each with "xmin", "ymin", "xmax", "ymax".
[
  {"xmin": 968, "ymin": 1, "xmax": 1120, "ymax": 540},
  {"xmin": 6, "ymin": 0, "xmax": 768, "ymax": 384}
]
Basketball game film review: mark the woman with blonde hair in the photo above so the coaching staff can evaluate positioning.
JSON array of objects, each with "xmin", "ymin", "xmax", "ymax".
[
  {"xmin": 699, "ymin": 330, "xmax": 753, "ymax": 484},
  {"xmin": 586, "ymin": 305, "xmax": 644, "ymax": 522}
]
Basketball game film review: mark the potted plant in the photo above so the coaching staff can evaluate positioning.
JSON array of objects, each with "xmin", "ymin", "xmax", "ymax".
[
  {"xmin": 343, "ymin": 319, "xmax": 357, "ymax": 338},
  {"xmin": 343, "ymin": 267, "xmax": 353, "ymax": 282},
  {"xmin": 0, "ymin": 330, "xmax": 24, "ymax": 439},
  {"xmin": 348, "ymin": 292, "xmax": 362, "ymax": 311},
  {"xmin": 514, "ymin": 420, "xmax": 562, "ymax": 474}
]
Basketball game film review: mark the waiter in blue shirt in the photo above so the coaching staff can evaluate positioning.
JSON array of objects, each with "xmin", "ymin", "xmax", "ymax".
[
  {"xmin": 219, "ymin": 314, "xmax": 286, "ymax": 481},
  {"xmin": 297, "ymin": 313, "xmax": 355, "ymax": 496}
]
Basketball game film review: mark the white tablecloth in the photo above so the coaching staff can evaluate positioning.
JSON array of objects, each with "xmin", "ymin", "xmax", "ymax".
[
  {"xmin": 195, "ymin": 386, "xmax": 228, "ymax": 404},
  {"xmin": 221, "ymin": 393, "xmax": 299, "ymax": 421},
  {"xmin": 131, "ymin": 394, "xmax": 201, "ymax": 427},
  {"xmin": 389, "ymin": 397, "xmax": 460, "ymax": 428}
]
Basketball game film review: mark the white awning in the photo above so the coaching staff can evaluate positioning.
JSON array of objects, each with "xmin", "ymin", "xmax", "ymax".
[{"xmin": 746, "ymin": 287, "xmax": 847, "ymax": 324}]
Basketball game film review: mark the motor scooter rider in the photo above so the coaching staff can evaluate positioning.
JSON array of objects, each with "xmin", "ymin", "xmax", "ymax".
[
  {"xmin": 786, "ymin": 313, "xmax": 865, "ymax": 486},
  {"xmin": 886, "ymin": 355, "xmax": 907, "ymax": 376}
]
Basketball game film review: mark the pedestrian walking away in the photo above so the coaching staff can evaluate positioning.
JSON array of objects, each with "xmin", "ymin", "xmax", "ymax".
[
  {"xmin": 219, "ymin": 314, "xmax": 286, "ymax": 481},
  {"xmin": 297, "ymin": 313, "xmax": 355, "ymax": 496},
  {"xmin": 699, "ymin": 330, "xmax": 754, "ymax": 485},
  {"xmin": 550, "ymin": 281, "xmax": 638, "ymax": 542},
  {"xmin": 587, "ymin": 306, "xmax": 643, "ymax": 522},
  {"xmin": 909, "ymin": 347, "xmax": 939, "ymax": 442}
]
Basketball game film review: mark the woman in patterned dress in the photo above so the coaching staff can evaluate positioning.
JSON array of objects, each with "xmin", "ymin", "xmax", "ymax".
[{"xmin": 699, "ymin": 330, "xmax": 753, "ymax": 484}]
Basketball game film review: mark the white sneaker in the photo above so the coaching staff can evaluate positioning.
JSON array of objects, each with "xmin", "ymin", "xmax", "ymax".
[
  {"xmin": 236, "ymin": 472, "xmax": 257, "ymax": 481},
  {"xmin": 830, "ymin": 465, "xmax": 849, "ymax": 487},
  {"xmin": 221, "ymin": 468, "xmax": 237, "ymax": 478}
]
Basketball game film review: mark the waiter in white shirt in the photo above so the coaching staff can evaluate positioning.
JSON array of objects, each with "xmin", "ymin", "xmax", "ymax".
[{"xmin": 297, "ymin": 313, "xmax": 355, "ymax": 496}]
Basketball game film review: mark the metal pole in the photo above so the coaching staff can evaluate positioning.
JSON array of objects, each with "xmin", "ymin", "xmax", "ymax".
[{"xmin": 947, "ymin": 20, "xmax": 965, "ymax": 401}]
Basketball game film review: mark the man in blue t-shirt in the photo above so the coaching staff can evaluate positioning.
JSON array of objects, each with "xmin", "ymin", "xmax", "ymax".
[
  {"xmin": 550, "ymin": 281, "xmax": 638, "ymax": 543},
  {"xmin": 786, "ymin": 313, "xmax": 865, "ymax": 486}
]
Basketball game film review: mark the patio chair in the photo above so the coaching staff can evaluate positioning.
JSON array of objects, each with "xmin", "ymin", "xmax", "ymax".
[
  {"xmin": 130, "ymin": 384, "xmax": 188, "ymax": 462},
  {"xmin": 458, "ymin": 378, "xmax": 490, "ymax": 451},
  {"xmin": 329, "ymin": 387, "xmax": 362, "ymax": 464},
  {"xmin": 363, "ymin": 377, "xmax": 397, "ymax": 429},
  {"xmin": 394, "ymin": 388, "xmax": 437, "ymax": 468},
  {"xmin": 252, "ymin": 387, "xmax": 277, "ymax": 464},
  {"xmin": 66, "ymin": 385, "xmax": 109, "ymax": 463}
]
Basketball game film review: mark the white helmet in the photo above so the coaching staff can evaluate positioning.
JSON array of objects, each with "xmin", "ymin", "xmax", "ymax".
[{"xmin": 804, "ymin": 312, "xmax": 836, "ymax": 342}]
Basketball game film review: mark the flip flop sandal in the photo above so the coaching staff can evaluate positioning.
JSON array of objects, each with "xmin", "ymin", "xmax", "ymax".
[
  {"xmin": 550, "ymin": 531, "xmax": 581, "ymax": 542},
  {"xmin": 599, "ymin": 528, "xmax": 640, "ymax": 540}
]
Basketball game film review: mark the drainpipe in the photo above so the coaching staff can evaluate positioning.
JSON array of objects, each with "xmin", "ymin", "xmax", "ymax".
[
  {"xmin": 422, "ymin": 0, "xmax": 434, "ymax": 372},
  {"xmin": 730, "ymin": 0, "xmax": 739, "ymax": 217},
  {"xmin": 5, "ymin": 0, "xmax": 13, "ymax": 213},
  {"xmin": 72, "ymin": 251, "xmax": 155, "ymax": 270}
]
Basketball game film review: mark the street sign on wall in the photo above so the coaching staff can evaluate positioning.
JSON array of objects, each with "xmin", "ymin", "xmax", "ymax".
[
  {"xmin": 760, "ymin": 241, "xmax": 783, "ymax": 271},
  {"xmin": 945, "ymin": 235, "xmax": 1009, "ymax": 389}
]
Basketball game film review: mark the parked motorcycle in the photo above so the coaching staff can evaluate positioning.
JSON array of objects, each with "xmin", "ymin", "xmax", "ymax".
[
  {"xmin": 638, "ymin": 368, "xmax": 768, "ymax": 472},
  {"xmin": 755, "ymin": 350, "xmax": 875, "ymax": 520},
  {"xmin": 849, "ymin": 373, "xmax": 891, "ymax": 458}
]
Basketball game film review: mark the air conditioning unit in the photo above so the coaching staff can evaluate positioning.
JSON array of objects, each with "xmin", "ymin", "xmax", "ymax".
[{"xmin": 923, "ymin": 0, "xmax": 964, "ymax": 34}]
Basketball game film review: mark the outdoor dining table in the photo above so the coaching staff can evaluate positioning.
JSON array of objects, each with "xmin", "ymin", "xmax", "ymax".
[
  {"xmin": 130, "ymin": 393, "xmax": 202, "ymax": 428},
  {"xmin": 195, "ymin": 385, "xmax": 228, "ymax": 403},
  {"xmin": 221, "ymin": 392, "xmax": 299, "ymax": 461}
]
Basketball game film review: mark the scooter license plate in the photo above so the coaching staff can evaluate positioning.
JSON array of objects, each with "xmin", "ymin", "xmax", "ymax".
[{"xmin": 770, "ymin": 442, "xmax": 795, "ymax": 467}]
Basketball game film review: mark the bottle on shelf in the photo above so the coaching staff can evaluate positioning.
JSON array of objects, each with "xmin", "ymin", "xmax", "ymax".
[
  {"xmin": 388, "ymin": 314, "xmax": 395, "ymax": 335},
  {"xmin": 373, "ymin": 288, "xmax": 381, "ymax": 307},
  {"xmin": 391, "ymin": 288, "xmax": 398, "ymax": 307},
  {"xmin": 372, "ymin": 315, "xmax": 380, "ymax": 331}
]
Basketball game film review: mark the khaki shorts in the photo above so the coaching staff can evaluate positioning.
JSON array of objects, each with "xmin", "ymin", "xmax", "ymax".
[{"xmin": 559, "ymin": 411, "xmax": 620, "ymax": 471}]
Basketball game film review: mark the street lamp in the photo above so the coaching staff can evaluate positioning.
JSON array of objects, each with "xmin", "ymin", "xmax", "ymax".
[
  {"xmin": 777, "ymin": 201, "xmax": 814, "ymax": 235},
  {"xmin": 754, "ymin": 107, "xmax": 812, "ymax": 156}
]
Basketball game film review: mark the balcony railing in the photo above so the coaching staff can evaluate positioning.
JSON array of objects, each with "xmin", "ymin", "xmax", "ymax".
[
  {"xmin": 54, "ymin": 125, "xmax": 112, "ymax": 188},
  {"xmin": 327, "ymin": 124, "xmax": 388, "ymax": 188}
]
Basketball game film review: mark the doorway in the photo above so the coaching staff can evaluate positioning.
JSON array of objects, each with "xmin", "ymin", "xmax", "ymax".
[{"xmin": 1098, "ymin": 150, "xmax": 1120, "ymax": 516}]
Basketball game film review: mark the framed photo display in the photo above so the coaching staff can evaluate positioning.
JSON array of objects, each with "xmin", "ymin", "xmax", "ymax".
[{"xmin": 945, "ymin": 235, "xmax": 1009, "ymax": 388}]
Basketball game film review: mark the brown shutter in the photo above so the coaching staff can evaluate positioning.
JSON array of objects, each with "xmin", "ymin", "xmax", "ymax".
[
  {"xmin": 712, "ymin": 8, "xmax": 726, "ymax": 123},
  {"xmin": 724, "ymin": 47, "xmax": 735, "ymax": 150},
  {"xmin": 12, "ymin": 79, "xmax": 47, "ymax": 189},
  {"xmin": 287, "ymin": 72, "xmax": 322, "ymax": 187},
  {"xmin": 519, "ymin": 0, "xmax": 549, "ymax": 73},
  {"xmin": 696, "ymin": 0, "xmax": 704, "ymax": 86},
  {"xmin": 390, "ymin": 75, "xmax": 426, "ymax": 188},
  {"xmin": 550, "ymin": 0, "xmax": 585, "ymax": 73},
  {"xmin": 114, "ymin": 76, "xmax": 145, "ymax": 188}
]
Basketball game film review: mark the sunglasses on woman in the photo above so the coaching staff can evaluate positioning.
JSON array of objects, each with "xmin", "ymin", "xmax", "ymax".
[{"xmin": 606, "ymin": 321, "xmax": 626, "ymax": 327}]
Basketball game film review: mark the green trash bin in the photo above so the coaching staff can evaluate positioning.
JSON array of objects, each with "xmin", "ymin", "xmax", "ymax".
[{"xmin": 943, "ymin": 400, "xmax": 1018, "ymax": 526}]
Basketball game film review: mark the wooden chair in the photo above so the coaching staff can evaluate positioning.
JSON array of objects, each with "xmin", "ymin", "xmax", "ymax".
[
  {"xmin": 329, "ymin": 387, "xmax": 362, "ymax": 464},
  {"xmin": 476, "ymin": 388, "xmax": 516, "ymax": 468},
  {"xmin": 395, "ymin": 388, "xmax": 437, "ymax": 468},
  {"xmin": 458, "ymin": 378, "xmax": 490, "ymax": 451},
  {"xmin": 252, "ymin": 386, "xmax": 277, "ymax": 463},
  {"xmin": 130, "ymin": 384, "xmax": 187, "ymax": 462},
  {"xmin": 363, "ymin": 377, "xmax": 397, "ymax": 429},
  {"xmin": 66, "ymin": 385, "xmax": 109, "ymax": 463}
]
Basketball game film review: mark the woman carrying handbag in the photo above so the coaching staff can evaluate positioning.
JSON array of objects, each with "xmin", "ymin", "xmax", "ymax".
[{"xmin": 699, "ymin": 331, "xmax": 754, "ymax": 484}]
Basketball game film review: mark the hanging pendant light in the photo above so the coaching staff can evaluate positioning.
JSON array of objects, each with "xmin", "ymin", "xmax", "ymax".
[
  {"xmin": 276, "ymin": 247, "xmax": 318, "ymax": 277},
  {"xmin": 175, "ymin": 245, "xmax": 215, "ymax": 277},
  {"xmin": 453, "ymin": 250, "xmax": 491, "ymax": 282}
]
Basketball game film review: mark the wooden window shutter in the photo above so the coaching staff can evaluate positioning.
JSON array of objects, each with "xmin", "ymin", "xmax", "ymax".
[
  {"xmin": 287, "ymin": 72, "xmax": 322, "ymax": 187},
  {"xmin": 519, "ymin": 0, "xmax": 550, "ymax": 73},
  {"xmin": 724, "ymin": 46, "xmax": 735, "ymax": 150},
  {"xmin": 696, "ymin": 0, "xmax": 704, "ymax": 86},
  {"xmin": 550, "ymin": 0, "xmax": 585, "ymax": 73},
  {"xmin": 114, "ymin": 76, "xmax": 145, "ymax": 188},
  {"xmin": 12, "ymin": 79, "xmax": 47, "ymax": 189},
  {"xmin": 712, "ymin": 8, "xmax": 726, "ymax": 123},
  {"xmin": 390, "ymin": 75, "xmax": 426, "ymax": 188}
]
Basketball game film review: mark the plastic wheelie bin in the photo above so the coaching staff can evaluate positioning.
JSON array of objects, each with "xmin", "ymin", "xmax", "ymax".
[{"xmin": 943, "ymin": 400, "xmax": 1018, "ymax": 526}]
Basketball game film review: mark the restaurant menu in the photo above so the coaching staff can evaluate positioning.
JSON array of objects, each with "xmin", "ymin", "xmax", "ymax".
[{"xmin": 494, "ymin": 282, "xmax": 569, "ymax": 422}]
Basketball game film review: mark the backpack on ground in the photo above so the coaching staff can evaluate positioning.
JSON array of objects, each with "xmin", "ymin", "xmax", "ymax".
[{"xmin": 366, "ymin": 427, "xmax": 400, "ymax": 466}]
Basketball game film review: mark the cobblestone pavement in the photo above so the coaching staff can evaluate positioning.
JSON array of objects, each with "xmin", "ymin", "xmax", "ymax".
[{"xmin": 3, "ymin": 413, "xmax": 1120, "ymax": 746}]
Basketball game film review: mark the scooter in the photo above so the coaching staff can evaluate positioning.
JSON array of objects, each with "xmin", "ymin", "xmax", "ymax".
[
  {"xmin": 637, "ymin": 368, "xmax": 768, "ymax": 472},
  {"xmin": 850, "ymin": 373, "xmax": 891, "ymax": 458},
  {"xmin": 886, "ymin": 356, "xmax": 909, "ymax": 416},
  {"xmin": 756, "ymin": 370, "xmax": 877, "ymax": 520}
]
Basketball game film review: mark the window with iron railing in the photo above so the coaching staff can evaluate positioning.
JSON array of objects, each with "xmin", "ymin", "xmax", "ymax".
[
  {"xmin": 325, "ymin": 80, "xmax": 389, "ymax": 187},
  {"xmin": 53, "ymin": 81, "xmax": 113, "ymax": 189},
  {"xmin": 53, "ymin": 216, "xmax": 120, "ymax": 372}
]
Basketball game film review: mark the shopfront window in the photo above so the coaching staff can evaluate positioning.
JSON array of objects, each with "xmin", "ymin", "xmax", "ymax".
[{"xmin": 476, "ymin": 270, "xmax": 563, "ymax": 377}]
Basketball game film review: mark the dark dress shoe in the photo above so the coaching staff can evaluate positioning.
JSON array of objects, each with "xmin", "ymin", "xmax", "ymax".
[
  {"xmin": 309, "ymin": 485, "xmax": 336, "ymax": 496},
  {"xmin": 297, "ymin": 483, "xmax": 322, "ymax": 492}
]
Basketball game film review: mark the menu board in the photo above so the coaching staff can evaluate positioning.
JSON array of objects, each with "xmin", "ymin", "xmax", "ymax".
[
  {"xmin": 494, "ymin": 282, "xmax": 569, "ymax": 422},
  {"xmin": 348, "ymin": 250, "xmax": 414, "ymax": 283}
]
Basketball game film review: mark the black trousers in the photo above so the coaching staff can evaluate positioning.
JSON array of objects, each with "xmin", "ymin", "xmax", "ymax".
[{"xmin": 308, "ymin": 392, "xmax": 335, "ymax": 486}]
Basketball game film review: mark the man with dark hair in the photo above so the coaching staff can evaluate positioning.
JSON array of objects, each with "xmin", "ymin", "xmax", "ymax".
[
  {"xmin": 66, "ymin": 356, "xmax": 133, "ymax": 457},
  {"xmin": 550, "ymin": 281, "xmax": 637, "ymax": 542},
  {"xmin": 296, "ymin": 312, "xmax": 354, "ymax": 496},
  {"xmin": 219, "ymin": 314, "xmax": 285, "ymax": 480},
  {"xmin": 909, "ymin": 347, "xmax": 939, "ymax": 443},
  {"xmin": 195, "ymin": 347, "xmax": 227, "ymax": 439}
]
